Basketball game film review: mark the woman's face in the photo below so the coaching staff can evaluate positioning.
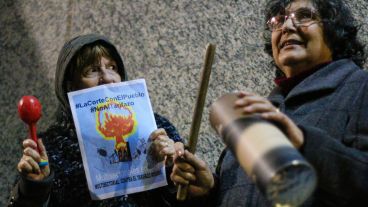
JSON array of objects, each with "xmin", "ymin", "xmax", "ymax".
[
  {"xmin": 72, "ymin": 56, "xmax": 121, "ymax": 90},
  {"xmin": 271, "ymin": 0, "xmax": 332, "ymax": 77}
]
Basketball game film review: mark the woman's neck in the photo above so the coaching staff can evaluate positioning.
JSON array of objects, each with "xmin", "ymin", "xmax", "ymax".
[{"xmin": 274, "ymin": 61, "xmax": 331, "ymax": 95}]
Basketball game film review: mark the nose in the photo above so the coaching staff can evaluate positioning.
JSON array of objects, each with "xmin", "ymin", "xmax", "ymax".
[
  {"xmin": 99, "ymin": 69, "xmax": 115, "ymax": 84},
  {"xmin": 281, "ymin": 16, "xmax": 297, "ymax": 33}
]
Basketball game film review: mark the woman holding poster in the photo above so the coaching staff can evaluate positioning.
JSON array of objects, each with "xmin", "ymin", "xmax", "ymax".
[{"xmin": 9, "ymin": 34, "xmax": 184, "ymax": 207}]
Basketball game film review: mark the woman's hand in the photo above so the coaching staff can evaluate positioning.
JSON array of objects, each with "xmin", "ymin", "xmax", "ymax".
[
  {"xmin": 171, "ymin": 150, "xmax": 214, "ymax": 197},
  {"xmin": 17, "ymin": 138, "xmax": 50, "ymax": 181},
  {"xmin": 235, "ymin": 91, "xmax": 304, "ymax": 149},
  {"xmin": 148, "ymin": 128, "xmax": 184, "ymax": 166},
  {"xmin": 235, "ymin": 91, "xmax": 278, "ymax": 114},
  {"xmin": 261, "ymin": 110, "xmax": 304, "ymax": 149}
]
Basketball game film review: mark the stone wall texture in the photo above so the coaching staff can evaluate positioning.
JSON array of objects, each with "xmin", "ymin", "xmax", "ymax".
[{"xmin": 1, "ymin": 0, "xmax": 367, "ymax": 205}]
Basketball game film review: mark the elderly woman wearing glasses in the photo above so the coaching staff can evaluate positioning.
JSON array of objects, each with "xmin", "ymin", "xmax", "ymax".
[{"xmin": 170, "ymin": 0, "xmax": 368, "ymax": 206}]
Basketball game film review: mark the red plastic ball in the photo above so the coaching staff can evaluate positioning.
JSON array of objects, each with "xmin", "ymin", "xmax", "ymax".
[{"xmin": 18, "ymin": 96, "xmax": 42, "ymax": 124}]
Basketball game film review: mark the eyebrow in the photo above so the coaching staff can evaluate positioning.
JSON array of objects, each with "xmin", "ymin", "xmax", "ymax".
[{"xmin": 106, "ymin": 61, "xmax": 117, "ymax": 66}]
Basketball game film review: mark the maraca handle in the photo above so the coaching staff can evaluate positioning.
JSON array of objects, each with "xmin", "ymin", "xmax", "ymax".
[{"xmin": 29, "ymin": 123, "xmax": 40, "ymax": 153}]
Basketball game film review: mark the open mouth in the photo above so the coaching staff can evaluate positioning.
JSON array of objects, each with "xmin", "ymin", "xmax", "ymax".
[{"xmin": 279, "ymin": 39, "xmax": 305, "ymax": 49}]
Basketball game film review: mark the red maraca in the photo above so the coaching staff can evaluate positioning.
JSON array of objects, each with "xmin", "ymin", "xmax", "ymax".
[{"xmin": 18, "ymin": 96, "xmax": 42, "ymax": 152}]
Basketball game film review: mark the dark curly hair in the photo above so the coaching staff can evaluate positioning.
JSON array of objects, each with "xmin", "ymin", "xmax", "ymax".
[{"xmin": 263, "ymin": 0, "xmax": 366, "ymax": 69}]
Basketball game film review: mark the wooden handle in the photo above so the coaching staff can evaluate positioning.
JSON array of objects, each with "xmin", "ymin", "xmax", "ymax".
[
  {"xmin": 187, "ymin": 43, "xmax": 216, "ymax": 153},
  {"xmin": 176, "ymin": 184, "xmax": 189, "ymax": 200},
  {"xmin": 176, "ymin": 43, "xmax": 216, "ymax": 201}
]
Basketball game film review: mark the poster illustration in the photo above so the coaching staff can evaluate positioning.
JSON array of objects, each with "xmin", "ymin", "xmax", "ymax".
[{"xmin": 68, "ymin": 79, "xmax": 167, "ymax": 200}]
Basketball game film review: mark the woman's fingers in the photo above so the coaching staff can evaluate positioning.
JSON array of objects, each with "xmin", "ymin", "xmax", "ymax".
[
  {"xmin": 23, "ymin": 147, "xmax": 41, "ymax": 163},
  {"xmin": 147, "ymin": 128, "xmax": 179, "ymax": 164},
  {"xmin": 18, "ymin": 155, "xmax": 41, "ymax": 174},
  {"xmin": 155, "ymin": 136, "xmax": 175, "ymax": 156},
  {"xmin": 261, "ymin": 111, "xmax": 286, "ymax": 122},
  {"xmin": 174, "ymin": 142, "xmax": 184, "ymax": 156},
  {"xmin": 173, "ymin": 166, "xmax": 196, "ymax": 182},
  {"xmin": 236, "ymin": 91, "xmax": 254, "ymax": 98},
  {"xmin": 171, "ymin": 173, "xmax": 190, "ymax": 185},
  {"xmin": 23, "ymin": 138, "xmax": 49, "ymax": 166},
  {"xmin": 171, "ymin": 160, "xmax": 196, "ymax": 185},
  {"xmin": 261, "ymin": 111, "xmax": 304, "ymax": 149},
  {"xmin": 18, "ymin": 137, "xmax": 50, "ymax": 181},
  {"xmin": 235, "ymin": 92, "xmax": 302, "ymax": 146},
  {"xmin": 19, "ymin": 143, "xmax": 44, "ymax": 175},
  {"xmin": 180, "ymin": 150, "xmax": 208, "ymax": 171},
  {"xmin": 241, "ymin": 102, "xmax": 276, "ymax": 113},
  {"xmin": 174, "ymin": 158, "xmax": 195, "ymax": 173},
  {"xmin": 149, "ymin": 128, "xmax": 167, "ymax": 140},
  {"xmin": 149, "ymin": 129, "xmax": 172, "ymax": 153},
  {"xmin": 37, "ymin": 139, "xmax": 48, "ymax": 160},
  {"xmin": 234, "ymin": 92, "xmax": 277, "ymax": 114},
  {"xmin": 235, "ymin": 95, "xmax": 265, "ymax": 107},
  {"xmin": 37, "ymin": 139, "xmax": 50, "ymax": 174},
  {"xmin": 23, "ymin": 139, "xmax": 38, "ymax": 150},
  {"xmin": 160, "ymin": 144, "xmax": 175, "ymax": 157},
  {"xmin": 17, "ymin": 159, "xmax": 32, "ymax": 173},
  {"xmin": 158, "ymin": 135, "xmax": 174, "ymax": 148}
]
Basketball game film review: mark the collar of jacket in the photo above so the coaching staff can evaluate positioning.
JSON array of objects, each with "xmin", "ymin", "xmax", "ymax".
[{"xmin": 269, "ymin": 59, "xmax": 360, "ymax": 104}]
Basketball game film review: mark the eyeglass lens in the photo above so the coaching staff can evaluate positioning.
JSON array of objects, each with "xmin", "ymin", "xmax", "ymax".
[{"xmin": 268, "ymin": 8, "xmax": 317, "ymax": 31}]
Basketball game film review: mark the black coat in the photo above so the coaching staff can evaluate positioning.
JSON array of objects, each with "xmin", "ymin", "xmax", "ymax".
[
  {"xmin": 9, "ymin": 111, "xmax": 182, "ymax": 207},
  {"xmin": 214, "ymin": 59, "xmax": 368, "ymax": 207}
]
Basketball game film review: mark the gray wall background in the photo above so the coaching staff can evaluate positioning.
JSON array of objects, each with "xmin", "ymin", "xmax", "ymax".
[{"xmin": 1, "ymin": 0, "xmax": 367, "ymax": 205}]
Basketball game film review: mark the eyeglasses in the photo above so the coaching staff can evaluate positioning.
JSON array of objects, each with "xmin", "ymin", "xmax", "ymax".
[{"xmin": 267, "ymin": 8, "xmax": 320, "ymax": 31}]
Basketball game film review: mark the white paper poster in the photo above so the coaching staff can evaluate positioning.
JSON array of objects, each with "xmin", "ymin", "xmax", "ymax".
[{"xmin": 68, "ymin": 79, "xmax": 167, "ymax": 200}]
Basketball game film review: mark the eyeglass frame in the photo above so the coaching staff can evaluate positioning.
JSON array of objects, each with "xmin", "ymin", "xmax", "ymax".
[{"xmin": 266, "ymin": 7, "xmax": 322, "ymax": 32}]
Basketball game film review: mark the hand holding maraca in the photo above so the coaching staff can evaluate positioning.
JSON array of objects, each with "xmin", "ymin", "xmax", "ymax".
[{"xmin": 17, "ymin": 96, "xmax": 50, "ymax": 180}]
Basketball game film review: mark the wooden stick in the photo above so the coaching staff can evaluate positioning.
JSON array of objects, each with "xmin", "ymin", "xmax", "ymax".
[{"xmin": 176, "ymin": 43, "xmax": 216, "ymax": 201}]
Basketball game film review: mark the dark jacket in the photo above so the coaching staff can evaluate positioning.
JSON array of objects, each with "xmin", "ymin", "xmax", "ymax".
[
  {"xmin": 214, "ymin": 59, "xmax": 368, "ymax": 206},
  {"xmin": 9, "ymin": 111, "xmax": 181, "ymax": 207},
  {"xmin": 8, "ymin": 34, "xmax": 183, "ymax": 207}
]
